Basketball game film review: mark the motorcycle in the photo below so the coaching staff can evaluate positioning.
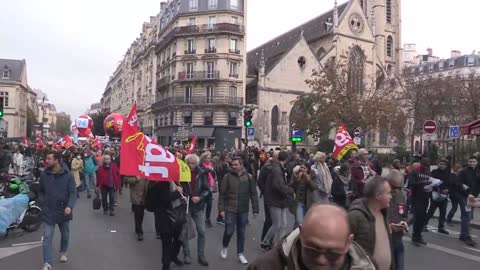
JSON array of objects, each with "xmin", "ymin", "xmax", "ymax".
[{"xmin": 0, "ymin": 174, "xmax": 42, "ymax": 237}]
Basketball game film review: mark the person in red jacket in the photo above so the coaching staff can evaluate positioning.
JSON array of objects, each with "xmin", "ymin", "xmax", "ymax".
[{"xmin": 96, "ymin": 155, "xmax": 120, "ymax": 216}]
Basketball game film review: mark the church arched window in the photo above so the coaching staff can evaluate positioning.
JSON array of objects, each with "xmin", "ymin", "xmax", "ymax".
[
  {"xmin": 386, "ymin": 0, "xmax": 392, "ymax": 23},
  {"xmin": 387, "ymin": 36, "xmax": 393, "ymax": 58},
  {"xmin": 316, "ymin": 47, "xmax": 326, "ymax": 60},
  {"xmin": 271, "ymin": 105, "xmax": 279, "ymax": 142},
  {"xmin": 348, "ymin": 46, "xmax": 365, "ymax": 95}
]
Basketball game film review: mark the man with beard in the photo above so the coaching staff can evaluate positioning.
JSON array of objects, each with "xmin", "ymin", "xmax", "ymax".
[
  {"xmin": 39, "ymin": 151, "xmax": 77, "ymax": 270},
  {"xmin": 248, "ymin": 204, "xmax": 375, "ymax": 270}
]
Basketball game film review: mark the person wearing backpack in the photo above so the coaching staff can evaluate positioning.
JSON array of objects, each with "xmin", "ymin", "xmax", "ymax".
[{"xmin": 83, "ymin": 148, "xmax": 98, "ymax": 199}]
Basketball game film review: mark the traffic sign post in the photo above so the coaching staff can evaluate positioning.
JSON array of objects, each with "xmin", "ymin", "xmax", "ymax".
[
  {"xmin": 247, "ymin": 127, "xmax": 255, "ymax": 139},
  {"xmin": 449, "ymin": 126, "xmax": 460, "ymax": 139},
  {"xmin": 423, "ymin": 120, "xmax": 437, "ymax": 134}
]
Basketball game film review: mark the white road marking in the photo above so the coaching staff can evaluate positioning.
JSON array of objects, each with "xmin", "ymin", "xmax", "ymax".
[
  {"xmin": 464, "ymin": 247, "xmax": 480, "ymax": 253},
  {"xmin": 110, "ymin": 230, "xmax": 117, "ymax": 233},
  {"xmin": 427, "ymin": 225, "xmax": 478, "ymax": 238},
  {"xmin": 0, "ymin": 244, "xmax": 42, "ymax": 260},
  {"xmin": 11, "ymin": 240, "xmax": 43, "ymax": 247},
  {"xmin": 404, "ymin": 238, "xmax": 480, "ymax": 262}
]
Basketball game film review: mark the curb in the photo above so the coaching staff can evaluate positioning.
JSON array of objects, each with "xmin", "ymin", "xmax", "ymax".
[{"xmin": 432, "ymin": 216, "xmax": 480, "ymax": 230}]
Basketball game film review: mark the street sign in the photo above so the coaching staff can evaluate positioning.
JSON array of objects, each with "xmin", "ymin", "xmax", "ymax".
[
  {"xmin": 449, "ymin": 126, "xmax": 460, "ymax": 139},
  {"xmin": 423, "ymin": 120, "xmax": 437, "ymax": 134},
  {"xmin": 291, "ymin": 129, "xmax": 303, "ymax": 143},
  {"xmin": 0, "ymin": 119, "xmax": 6, "ymax": 131},
  {"xmin": 422, "ymin": 133, "xmax": 438, "ymax": 141},
  {"xmin": 354, "ymin": 127, "xmax": 362, "ymax": 138},
  {"xmin": 247, "ymin": 127, "xmax": 255, "ymax": 137}
]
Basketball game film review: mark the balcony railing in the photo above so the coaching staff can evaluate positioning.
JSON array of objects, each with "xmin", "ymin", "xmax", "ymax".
[
  {"xmin": 156, "ymin": 76, "xmax": 171, "ymax": 89},
  {"xmin": 184, "ymin": 49, "xmax": 196, "ymax": 55},
  {"xmin": 156, "ymin": 23, "xmax": 244, "ymax": 52},
  {"xmin": 152, "ymin": 96, "xmax": 243, "ymax": 110},
  {"xmin": 229, "ymin": 49, "xmax": 241, "ymax": 54},
  {"xmin": 178, "ymin": 71, "xmax": 220, "ymax": 81},
  {"xmin": 229, "ymin": 73, "xmax": 239, "ymax": 78},
  {"xmin": 205, "ymin": 47, "xmax": 217, "ymax": 53}
]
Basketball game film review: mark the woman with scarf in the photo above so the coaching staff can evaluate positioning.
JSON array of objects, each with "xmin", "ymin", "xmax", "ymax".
[
  {"xmin": 199, "ymin": 151, "xmax": 216, "ymax": 227},
  {"xmin": 311, "ymin": 152, "xmax": 333, "ymax": 203},
  {"xmin": 331, "ymin": 162, "xmax": 354, "ymax": 209},
  {"xmin": 96, "ymin": 155, "xmax": 120, "ymax": 216},
  {"xmin": 289, "ymin": 161, "xmax": 317, "ymax": 228}
]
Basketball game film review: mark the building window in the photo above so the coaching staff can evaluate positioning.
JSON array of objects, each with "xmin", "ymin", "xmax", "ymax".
[
  {"xmin": 466, "ymin": 56, "xmax": 475, "ymax": 66},
  {"xmin": 184, "ymin": 112, "xmax": 192, "ymax": 124},
  {"xmin": 348, "ymin": 46, "xmax": 365, "ymax": 94},
  {"xmin": 439, "ymin": 61, "xmax": 444, "ymax": 70},
  {"xmin": 231, "ymin": 16, "xmax": 239, "ymax": 24},
  {"xmin": 204, "ymin": 112, "xmax": 213, "ymax": 125},
  {"xmin": 208, "ymin": 16, "xmax": 216, "ymax": 30},
  {"xmin": 271, "ymin": 105, "xmax": 279, "ymax": 142},
  {"xmin": 186, "ymin": 39, "xmax": 196, "ymax": 54},
  {"xmin": 186, "ymin": 63, "xmax": 194, "ymax": 79},
  {"xmin": 449, "ymin": 59, "xmax": 455, "ymax": 68},
  {"xmin": 170, "ymin": 112, "xmax": 174, "ymax": 125},
  {"xmin": 189, "ymin": 0, "xmax": 198, "ymax": 11},
  {"xmin": 0, "ymin": 92, "xmax": 9, "ymax": 107},
  {"xmin": 228, "ymin": 112, "xmax": 237, "ymax": 126},
  {"xmin": 206, "ymin": 86, "xmax": 214, "ymax": 103},
  {"xmin": 207, "ymin": 62, "xmax": 215, "ymax": 78},
  {"xmin": 185, "ymin": 86, "xmax": 192, "ymax": 103},
  {"xmin": 208, "ymin": 0, "xmax": 217, "ymax": 9},
  {"xmin": 206, "ymin": 38, "xmax": 216, "ymax": 53},
  {"xmin": 2, "ymin": 69, "xmax": 9, "ymax": 79},
  {"xmin": 429, "ymin": 64, "xmax": 434, "ymax": 72},
  {"xmin": 297, "ymin": 56, "xmax": 306, "ymax": 69},
  {"xmin": 230, "ymin": 0, "xmax": 238, "ymax": 10},
  {"xmin": 229, "ymin": 86, "xmax": 237, "ymax": 97},
  {"xmin": 188, "ymin": 17, "xmax": 196, "ymax": 26},
  {"xmin": 229, "ymin": 38, "xmax": 239, "ymax": 53},
  {"xmin": 386, "ymin": 36, "xmax": 393, "ymax": 58},
  {"xmin": 230, "ymin": 63, "xmax": 239, "ymax": 78},
  {"xmin": 386, "ymin": 0, "xmax": 392, "ymax": 23}
]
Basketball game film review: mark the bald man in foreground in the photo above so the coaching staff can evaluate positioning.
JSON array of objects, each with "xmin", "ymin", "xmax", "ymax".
[{"xmin": 248, "ymin": 204, "xmax": 375, "ymax": 270}]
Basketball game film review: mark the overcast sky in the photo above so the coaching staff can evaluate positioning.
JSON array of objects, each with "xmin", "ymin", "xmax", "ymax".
[{"xmin": 1, "ymin": 0, "xmax": 479, "ymax": 119}]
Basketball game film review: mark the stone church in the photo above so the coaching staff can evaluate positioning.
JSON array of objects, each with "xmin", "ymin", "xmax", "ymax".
[{"xmin": 246, "ymin": 0, "xmax": 402, "ymax": 151}]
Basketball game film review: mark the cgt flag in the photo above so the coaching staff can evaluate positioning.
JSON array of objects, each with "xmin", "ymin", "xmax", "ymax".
[
  {"xmin": 187, "ymin": 133, "xmax": 197, "ymax": 155},
  {"xmin": 332, "ymin": 123, "xmax": 359, "ymax": 161},
  {"xmin": 120, "ymin": 104, "xmax": 189, "ymax": 182}
]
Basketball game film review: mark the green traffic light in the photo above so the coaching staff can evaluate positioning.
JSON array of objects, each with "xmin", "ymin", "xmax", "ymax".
[
  {"xmin": 0, "ymin": 111, "xmax": 3, "ymax": 117},
  {"xmin": 245, "ymin": 121, "xmax": 252, "ymax": 127}
]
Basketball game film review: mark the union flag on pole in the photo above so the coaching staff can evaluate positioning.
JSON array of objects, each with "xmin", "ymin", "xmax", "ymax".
[
  {"xmin": 187, "ymin": 133, "xmax": 197, "ymax": 155},
  {"xmin": 332, "ymin": 124, "xmax": 359, "ymax": 161},
  {"xmin": 120, "ymin": 104, "xmax": 190, "ymax": 182}
]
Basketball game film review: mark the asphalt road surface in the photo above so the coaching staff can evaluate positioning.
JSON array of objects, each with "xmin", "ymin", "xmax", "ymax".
[{"xmin": 1, "ymin": 191, "xmax": 480, "ymax": 270}]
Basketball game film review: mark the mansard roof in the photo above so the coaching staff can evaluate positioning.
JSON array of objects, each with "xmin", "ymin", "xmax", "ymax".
[
  {"xmin": 0, "ymin": 58, "xmax": 25, "ymax": 81},
  {"xmin": 247, "ymin": 2, "xmax": 349, "ymax": 76}
]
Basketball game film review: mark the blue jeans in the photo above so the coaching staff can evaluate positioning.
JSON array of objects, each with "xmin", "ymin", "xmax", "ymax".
[
  {"xmin": 393, "ymin": 237, "xmax": 405, "ymax": 270},
  {"xmin": 84, "ymin": 173, "xmax": 96, "ymax": 194},
  {"xmin": 459, "ymin": 197, "xmax": 472, "ymax": 240},
  {"xmin": 101, "ymin": 186, "xmax": 115, "ymax": 211},
  {"xmin": 262, "ymin": 206, "xmax": 287, "ymax": 245},
  {"xmin": 42, "ymin": 222, "xmax": 70, "ymax": 265},
  {"xmin": 184, "ymin": 208, "xmax": 206, "ymax": 258},
  {"xmin": 222, "ymin": 212, "xmax": 249, "ymax": 254},
  {"xmin": 294, "ymin": 202, "xmax": 306, "ymax": 228}
]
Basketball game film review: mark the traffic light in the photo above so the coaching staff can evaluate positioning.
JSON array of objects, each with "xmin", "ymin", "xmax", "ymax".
[
  {"xmin": 0, "ymin": 98, "xmax": 4, "ymax": 118},
  {"xmin": 244, "ymin": 110, "xmax": 253, "ymax": 127}
]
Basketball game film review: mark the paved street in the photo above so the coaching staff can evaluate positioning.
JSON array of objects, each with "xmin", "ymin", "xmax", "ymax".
[{"xmin": 1, "ymin": 191, "xmax": 480, "ymax": 270}]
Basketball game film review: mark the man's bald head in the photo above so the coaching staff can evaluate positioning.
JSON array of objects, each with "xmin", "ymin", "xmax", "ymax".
[{"xmin": 299, "ymin": 204, "xmax": 353, "ymax": 270}]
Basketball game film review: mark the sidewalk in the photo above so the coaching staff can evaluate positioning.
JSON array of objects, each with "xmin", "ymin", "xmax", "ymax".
[{"xmin": 433, "ymin": 203, "xmax": 480, "ymax": 229}]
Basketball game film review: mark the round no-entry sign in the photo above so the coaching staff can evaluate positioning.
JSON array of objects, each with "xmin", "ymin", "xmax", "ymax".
[{"xmin": 423, "ymin": 120, "xmax": 437, "ymax": 134}]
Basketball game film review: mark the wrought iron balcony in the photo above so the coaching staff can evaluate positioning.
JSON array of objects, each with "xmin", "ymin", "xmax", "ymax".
[
  {"xmin": 229, "ymin": 49, "xmax": 241, "ymax": 54},
  {"xmin": 156, "ymin": 76, "xmax": 172, "ymax": 89},
  {"xmin": 177, "ymin": 71, "xmax": 220, "ymax": 81},
  {"xmin": 152, "ymin": 95, "xmax": 243, "ymax": 110},
  {"xmin": 205, "ymin": 47, "xmax": 217, "ymax": 53}
]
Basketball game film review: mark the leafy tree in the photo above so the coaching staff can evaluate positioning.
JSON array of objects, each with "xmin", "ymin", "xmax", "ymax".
[
  {"xmin": 56, "ymin": 113, "xmax": 72, "ymax": 136},
  {"xmin": 90, "ymin": 109, "xmax": 110, "ymax": 136},
  {"xmin": 26, "ymin": 106, "xmax": 38, "ymax": 137},
  {"xmin": 291, "ymin": 62, "xmax": 405, "ymax": 147}
]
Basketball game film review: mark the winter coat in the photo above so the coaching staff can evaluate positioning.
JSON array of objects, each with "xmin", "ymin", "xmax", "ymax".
[
  {"xmin": 331, "ymin": 173, "xmax": 354, "ymax": 209},
  {"xmin": 70, "ymin": 157, "xmax": 83, "ymax": 188},
  {"xmin": 348, "ymin": 198, "xmax": 394, "ymax": 269},
  {"xmin": 388, "ymin": 190, "xmax": 407, "ymax": 241},
  {"xmin": 257, "ymin": 161, "xmax": 274, "ymax": 196},
  {"xmin": 147, "ymin": 181, "xmax": 184, "ymax": 234},
  {"xmin": 83, "ymin": 155, "xmax": 98, "ymax": 175},
  {"xmin": 407, "ymin": 168, "xmax": 431, "ymax": 202},
  {"xmin": 126, "ymin": 176, "xmax": 148, "ymax": 206},
  {"xmin": 351, "ymin": 160, "xmax": 376, "ymax": 196},
  {"xmin": 219, "ymin": 169, "xmax": 259, "ymax": 214},
  {"xmin": 247, "ymin": 228, "xmax": 376, "ymax": 270},
  {"xmin": 96, "ymin": 164, "xmax": 120, "ymax": 192},
  {"xmin": 39, "ymin": 167, "xmax": 77, "ymax": 225},
  {"xmin": 263, "ymin": 161, "xmax": 294, "ymax": 209},
  {"xmin": 456, "ymin": 167, "xmax": 480, "ymax": 198},
  {"xmin": 189, "ymin": 166, "xmax": 212, "ymax": 212}
]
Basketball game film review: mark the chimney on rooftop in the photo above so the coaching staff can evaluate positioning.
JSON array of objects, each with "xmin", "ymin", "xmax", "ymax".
[
  {"xmin": 427, "ymin": 48, "xmax": 433, "ymax": 57},
  {"xmin": 451, "ymin": 50, "xmax": 461, "ymax": 58},
  {"xmin": 160, "ymin": 2, "xmax": 167, "ymax": 11}
]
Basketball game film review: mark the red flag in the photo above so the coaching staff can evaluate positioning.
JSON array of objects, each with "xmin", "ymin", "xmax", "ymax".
[
  {"xmin": 36, "ymin": 136, "xmax": 44, "ymax": 150},
  {"xmin": 126, "ymin": 102, "xmax": 138, "ymax": 130},
  {"xmin": 22, "ymin": 136, "xmax": 28, "ymax": 145},
  {"xmin": 332, "ymin": 124, "xmax": 359, "ymax": 161},
  {"xmin": 51, "ymin": 141, "xmax": 57, "ymax": 150},
  {"xmin": 120, "ymin": 104, "xmax": 183, "ymax": 182},
  {"xmin": 62, "ymin": 135, "xmax": 74, "ymax": 149},
  {"xmin": 187, "ymin": 134, "xmax": 197, "ymax": 155},
  {"xmin": 94, "ymin": 138, "xmax": 103, "ymax": 149}
]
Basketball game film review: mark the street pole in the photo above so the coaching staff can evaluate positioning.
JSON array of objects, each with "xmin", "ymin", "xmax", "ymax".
[
  {"xmin": 244, "ymin": 126, "xmax": 248, "ymax": 150},
  {"xmin": 41, "ymin": 104, "xmax": 45, "ymax": 138}
]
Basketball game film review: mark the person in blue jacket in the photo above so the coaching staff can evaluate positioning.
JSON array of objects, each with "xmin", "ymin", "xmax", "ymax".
[
  {"xmin": 83, "ymin": 148, "xmax": 98, "ymax": 198},
  {"xmin": 39, "ymin": 151, "xmax": 77, "ymax": 270}
]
